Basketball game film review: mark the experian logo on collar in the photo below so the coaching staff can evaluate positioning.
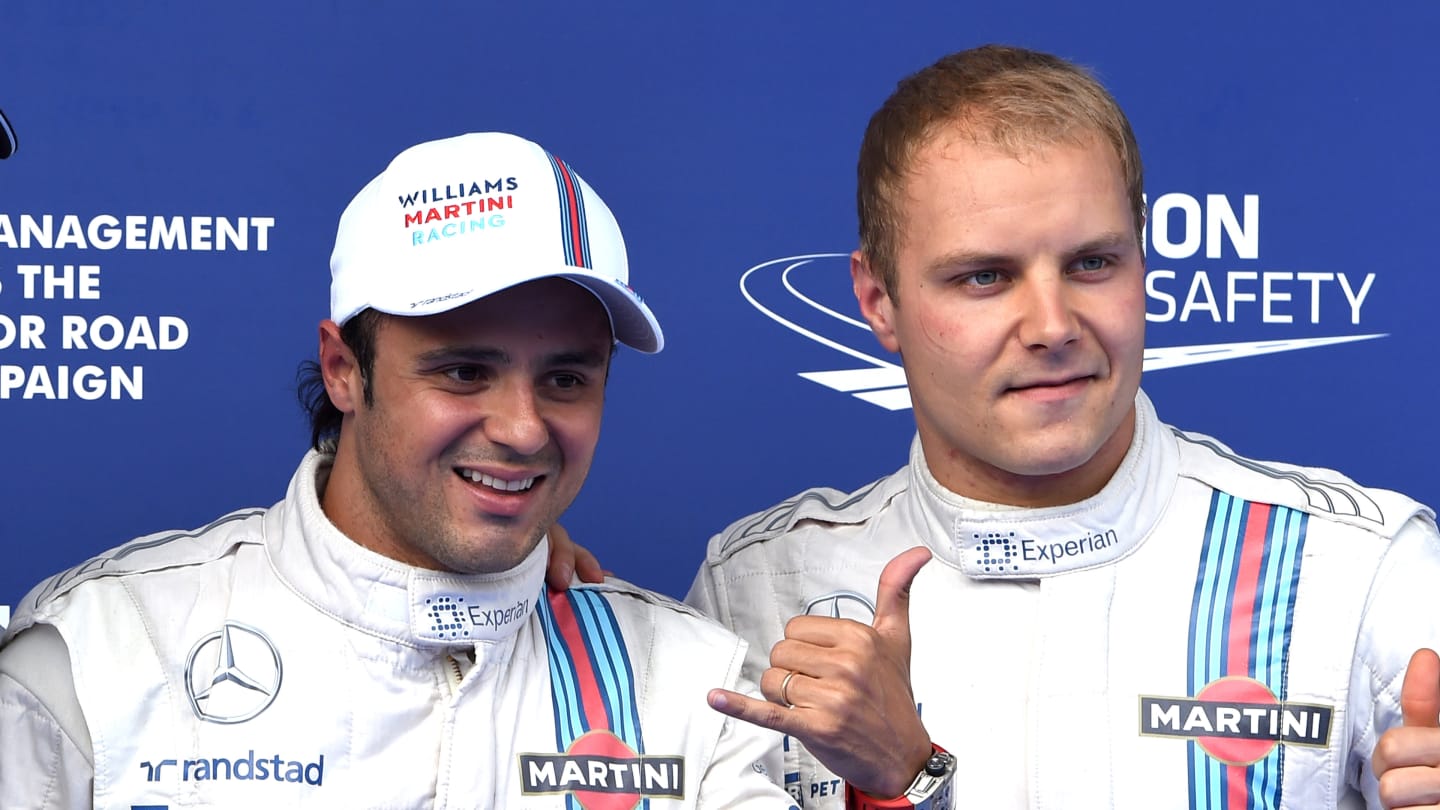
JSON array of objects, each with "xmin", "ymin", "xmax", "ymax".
[
  {"xmin": 742, "ymin": 195, "xmax": 1386, "ymax": 411},
  {"xmin": 417, "ymin": 594, "xmax": 530, "ymax": 643},
  {"xmin": 961, "ymin": 527, "xmax": 1127, "ymax": 578},
  {"xmin": 1018, "ymin": 529, "xmax": 1118, "ymax": 566}
]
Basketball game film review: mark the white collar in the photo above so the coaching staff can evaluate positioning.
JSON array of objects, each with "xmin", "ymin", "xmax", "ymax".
[
  {"xmin": 265, "ymin": 451, "xmax": 547, "ymax": 647},
  {"xmin": 910, "ymin": 390, "xmax": 1178, "ymax": 579}
]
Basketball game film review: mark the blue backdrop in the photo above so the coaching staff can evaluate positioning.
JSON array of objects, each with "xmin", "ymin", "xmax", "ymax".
[{"xmin": 3, "ymin": 2, "xmax": 1438, "ymax": 622}]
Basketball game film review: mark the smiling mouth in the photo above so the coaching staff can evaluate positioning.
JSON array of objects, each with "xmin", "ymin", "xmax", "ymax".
[{"xmin": 458, "ymin": 469, "xmax": 539, "ymax": 493}]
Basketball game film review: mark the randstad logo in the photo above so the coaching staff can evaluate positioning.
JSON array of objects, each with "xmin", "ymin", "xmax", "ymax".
[
  {"xmin": 140, "ymin": 750, "xmax": 325, "ymax": 785},
  {"xmin": 743, "ymin": 193, "xmax": 1386, "ymax": 411}
]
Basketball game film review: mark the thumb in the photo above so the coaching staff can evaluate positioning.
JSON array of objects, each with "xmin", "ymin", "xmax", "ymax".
[
  {"xmin": 1402, "ymin": 647, "xmax": 1440, "ymax": 728},
  {"xmin": 544, "ymin": 523, "xmax": 577, "ymax": 590},
  {"xmin": 872, "ymin": 546, "xmax": 932, "ymax": 641}
]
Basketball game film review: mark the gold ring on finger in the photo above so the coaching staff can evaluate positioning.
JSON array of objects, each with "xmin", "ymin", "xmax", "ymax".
[{"xmin": 779, "ymin": 670, "xmax": 798, "ymax": 709}]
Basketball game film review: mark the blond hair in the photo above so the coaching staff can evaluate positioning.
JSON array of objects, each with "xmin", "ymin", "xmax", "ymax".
[{"xmin": 857, "ymin": 44, "xmax": 1146, "ymax": 298}]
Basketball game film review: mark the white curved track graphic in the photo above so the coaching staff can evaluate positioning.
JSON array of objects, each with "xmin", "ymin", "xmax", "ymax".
[{"xmin": 740, "ymin": 253, "xmax": 1387, "ymax": 411}]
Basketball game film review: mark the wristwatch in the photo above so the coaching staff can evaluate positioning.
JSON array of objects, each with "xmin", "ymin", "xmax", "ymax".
[{"xmin": 844, "ymin": 744, "xmax": 955, "ymax": 810}]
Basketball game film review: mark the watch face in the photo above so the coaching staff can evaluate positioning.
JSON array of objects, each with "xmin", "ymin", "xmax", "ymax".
[
  {"xmin": 924, "ymin": 751, "xmax": 956, "ymax": 776},
  {"xmin": 911, "ymin": 751, "xmax": 957, "ymax": 808}
]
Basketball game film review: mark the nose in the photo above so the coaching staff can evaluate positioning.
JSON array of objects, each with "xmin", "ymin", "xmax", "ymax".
[
  {"xmin": 483, "ymin": 378, "xmax": 549, "ymax": 457},
  {"xmin": 1017, "ymin": 273, "xmax": 1082, "ymax": 351}
]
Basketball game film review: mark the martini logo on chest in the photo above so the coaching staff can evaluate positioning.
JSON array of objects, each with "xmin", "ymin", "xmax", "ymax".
[
  {"xmin": 1140, "ymin": 676, "xmax": 1334, "ymax": 764},
  {"xmin": 519, "ymin": 730, "xmax": 685, "ymax": 808}
]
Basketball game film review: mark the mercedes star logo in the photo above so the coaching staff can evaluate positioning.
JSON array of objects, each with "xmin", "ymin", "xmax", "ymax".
[
  {"xmin": 184, "ymin": 621, "xmax": 283, "ymax": 724},
  {"xmin": 803, "ymin": 590, "xmax": 877, "ymax": 623}
]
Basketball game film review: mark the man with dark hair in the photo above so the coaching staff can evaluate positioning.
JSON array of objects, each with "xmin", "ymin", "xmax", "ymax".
[
  {"xmin": 688, "ymin": 45, "xmax": 1440, "ymax": 808},
  {"xmin": 0, "ymin": 132, "xmax": 797, "ymax": 808}
]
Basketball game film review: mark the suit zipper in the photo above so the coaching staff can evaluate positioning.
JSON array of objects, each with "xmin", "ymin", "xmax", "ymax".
[{"xmin": 446, "ymin": 653, "xmax": 464, "ymax": 697}]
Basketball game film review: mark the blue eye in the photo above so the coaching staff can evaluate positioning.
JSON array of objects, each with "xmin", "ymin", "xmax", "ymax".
[
  {"xmin": 967, "ymin": 270, "xmax": 1001, "ymax": 286},
  {"xmin": 1077, "ymin": 256, "xmax": 1107, "ymax": 271}
]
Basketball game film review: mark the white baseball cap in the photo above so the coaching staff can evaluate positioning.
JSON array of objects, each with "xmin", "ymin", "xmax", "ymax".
[{"xmin": 329, "ymin": 132, "xmax": 663, "ymax": 353}]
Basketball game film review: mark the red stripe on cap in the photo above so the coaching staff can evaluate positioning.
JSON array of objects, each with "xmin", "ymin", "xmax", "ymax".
[{"xmin": 555, "ymin": 160, "xmax": 587, "ymax": 267}]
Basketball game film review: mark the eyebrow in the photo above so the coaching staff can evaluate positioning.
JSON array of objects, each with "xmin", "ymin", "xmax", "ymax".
[
  {"xmin": 925, "ymin": 249, "xmax": 1011, "ymax": 274},
  {"xmin": 416, "ymin": 346, "xmax": 508, "ymax": 366},
  {"xmin": 415, "ymin": 346, "xmax": 609, "ymax": 368},
  {"xmin": 1069, "ymin": 231, "xmax": 1138, "ymax": 256},
  {"xmin": 924, "ymin": 230, "xmax": 1138, "ymax": 272},
  {"xmin": 545, "ymin": 349, "xmax": 609, "ymax": 369}
]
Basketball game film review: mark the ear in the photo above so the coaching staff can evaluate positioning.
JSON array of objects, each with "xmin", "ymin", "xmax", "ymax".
[
  {"xmin": 318, "ymin": 320, "xmax": 364, "ymax": 415},
  {"xmin": 851, "ymin": 250, "xmax": 901, "ymax": 353}
]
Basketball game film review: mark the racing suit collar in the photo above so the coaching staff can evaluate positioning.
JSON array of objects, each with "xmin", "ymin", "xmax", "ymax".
[
  {"xmin": 911, "ymin": 389, "xmax": 1178, "ymax": 579},
  {"xmin": 265, "ymin": 450, "xmax": 546, "ymax": 648}
]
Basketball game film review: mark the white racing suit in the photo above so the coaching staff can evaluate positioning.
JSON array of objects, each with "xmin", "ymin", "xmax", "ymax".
[
  {"xmin": 0, "ymin": 450, "xmax": 797, "ymax": 809},
  {"xmin": 687, "ymin": 390, "xmax": 1440, "ymax": 809}
]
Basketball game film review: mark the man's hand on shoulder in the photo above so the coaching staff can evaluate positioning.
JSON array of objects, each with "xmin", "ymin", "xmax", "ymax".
[
  {"xmin": 544, "ymin": 523, "xmax": 606, "ymax": 590},
  {"xmin": 1374, "ymin": 648, "xmax": 1440, "ymax": 808},
  {"xmin": 706, "ymin": 546, "xmax": 936, "ymax": 799}
]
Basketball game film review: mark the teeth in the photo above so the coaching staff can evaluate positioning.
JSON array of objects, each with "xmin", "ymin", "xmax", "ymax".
[{"xmin": 462, "ymin": 470, "xmax": 536, "ymax": 492}]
